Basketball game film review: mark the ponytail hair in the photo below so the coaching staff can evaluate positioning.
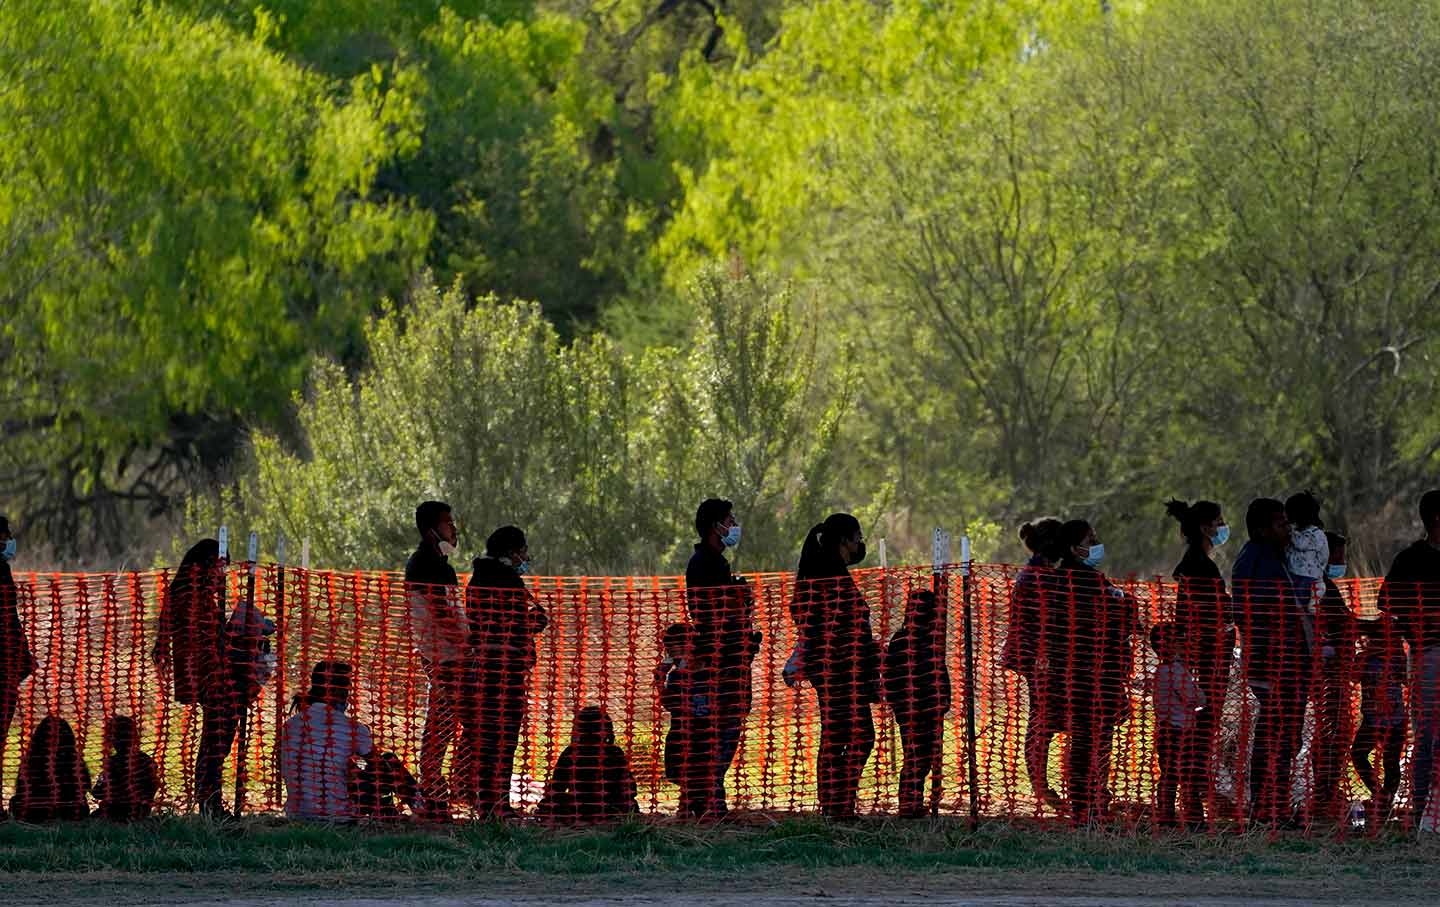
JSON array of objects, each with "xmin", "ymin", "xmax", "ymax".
[
  {"xmin": 1018, "ymin": 517, "xmax": 1062, "ymax": 556},
  {"xmin": 797, "ymin": 513, "xmax": 861, "ymax": 578},
  {"xmin": 1165, "ymin": 499, "xmax": 1221, "ymax": 549}
]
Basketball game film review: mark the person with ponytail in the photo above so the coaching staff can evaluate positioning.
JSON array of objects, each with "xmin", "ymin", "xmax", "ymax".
[
  {"xmin": 280, "ymin": 661, "xmax": 378, "ymax": 821},
  {"xmin": 791, "ymin": 513, "xmax": 877, "ymax": 819},
  {"xmin": 1036, "ymin": 519, "xmax": 1138, "ymax": 826},
  {"xmin": 1164, "ymin": 499, "xmax": 1234, "ymax": 826},
  {"xmin": 1001, "ymin": 517, "xmax": 1065, "ymax": 812}
]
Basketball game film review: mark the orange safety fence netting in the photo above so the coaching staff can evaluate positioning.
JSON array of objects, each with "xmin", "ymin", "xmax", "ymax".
[{"xmin": 0, "ymin": 561, "xmax": 1433, "ymax": 832}]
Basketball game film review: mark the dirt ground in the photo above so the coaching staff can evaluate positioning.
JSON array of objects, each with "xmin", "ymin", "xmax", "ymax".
[{"xmin": 8, "ymin": 871, "xmax": 1426, "ymax": 906}]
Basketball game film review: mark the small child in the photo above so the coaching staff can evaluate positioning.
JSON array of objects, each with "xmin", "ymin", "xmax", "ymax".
[
  {"xmin": 349, "ymin": 750, "xmax": 419, "ymax": 820},
  {"xmin": 1285, "ymin": 492, "xmax": 1329, "ymax": 606},
  {"xmin": 538, "ymin": 706, "xmax": 638, "ymax": 823},
  {"xmin": 1352, "ymin": 616, "xmax": 1409, "ymax": 819},
  {"xmin": 10, "ymin": 715, "xmax": 91, "ymax": 823},
  {"xmin": 883, "ymin": 590, "xmax": 951, "ymax": 817},
  {"xmin": 91, "ymin": 715, "xmax": 159, "ymax": 821},
  {"xmin": 655, "ymin": 622, "xmax": 716, "ymax": 816},
  {"xmin": 1150, "ymin": 623, "xmax": 1206, "ymax": 828}
]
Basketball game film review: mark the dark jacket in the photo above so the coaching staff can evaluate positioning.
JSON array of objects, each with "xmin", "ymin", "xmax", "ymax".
[
  {"xmin": 155, "ymin": 562, "xmax": 225, "ymax": 706},
  {"xmin": 541, "ymin": 743, "xmax": 638, "ymax": 820},
  {"xmin": 1172, "ymin": 546, "xmax": 1234, "ymax": 687},
  {"xmin": 1379, "ymin": 539, "xmax": 1440, "ymax": 652},
  {"xmin": 1001, "ymin": 554, "xmax": 1049, "ymax": 677},
  {"xmin": 404, "ymin": 543, "xmax": 465, "ymax": 665},
  {"xmin": 792, "ymin": 551, "xmax": 879, "ymax": 697},
  {"xmin": 1231, "ymin": 540, "xmax": 1312, "ymax": 682},
  {"xmin": 686, "ymin": 544, "xmax": 759, "ymax": 716},
  {"xmin": 0, "ymin": 560, "xmax": 35, "ymax": 687},
  {"xmin": 1035, "ymin": 557, "xmax": 1137, "ymax": 725},
  {"xmin": 467, "ymin": 557, "xmax": 548, "ymax": 670},
  {"xmin": 93, "ymin": 749, "xmax": 160, "ymax": 821},
  {"xmin": 883, "ymin": 621, "xmax": 951, "ymax": 719}
]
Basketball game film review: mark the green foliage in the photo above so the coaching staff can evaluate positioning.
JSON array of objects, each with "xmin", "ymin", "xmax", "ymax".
[{"xmin": 212, "ymin": 268, "xmax": 848, "ymax": 572}]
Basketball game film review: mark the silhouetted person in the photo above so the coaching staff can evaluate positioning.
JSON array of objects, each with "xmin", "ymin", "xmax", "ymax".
[
  {"xmin": 792, "ymin": 513, "xmax": 877, "ymax": 819},
  {"xmin": 10, "ymin": 715, "xmax": 89, "ymax": 822},
  {"xmin": 1000, "ymin": 517, "xmax": 1064, "ymax": 812},
  {"xmin": 883, "ymin": 590, "xmax": 950, "ymax": 817},
  {"xmin": 1165, "ymin": 499, "xmax": 1234, "ymax": 823},
  {"xmin": 0, "ymin": 515, "xmax": 37, "ymax": 815},
  {"xmin": 350, "ymin": 750, "xmax": 419, "ymax": 820},
  {"xmin": 1231, "ymin": 497, "xmax": 1311, "ymax": 826},
  {"xmin": 281, "ymin": 661, "xmax": 376, "ymax": 821},
  {"xmin": 404, "ymin": 500, "xmax": 467, "ymax": 818},
  {"xmin": 1036, "ymin": 519, "xmax": 1136, "ymax": 826},
  {"xmin": 155, "ymin": 538, "xmax": 272, "ymax": 819},
  {"xmin": 1150, "ymin": 623, "xmax": 1205, "ymax": 829},
  {"xmin": 91, "ymin": 715, "xmax": 159, "ymax": 821},
  {"xmin": 1312, "ymin": 532, "xmax": 1358, "ymax": 822},
  {"xmin": 1378, "ymin": 489, "xmax": 1440, "ymax": 828},
  {"xmin": 463, "ymin": 525, "xmax": 548, "ymax": 817},
  {"xmin": 538, "ymin": 706, "xmax": 638, "ymax": 822},
  {"xmin": 656, "ymin": 622, "xmax": 713, "ymax": 816},
  {"xmin": 684, "ymin": 498, "xmax": 760, "ymax": 815},
  {"xmin": 1352, "ymin": 614, "xmax": 1407, "ymax": 822}
]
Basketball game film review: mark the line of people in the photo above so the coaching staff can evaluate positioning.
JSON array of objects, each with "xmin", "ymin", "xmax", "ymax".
[{"xmin": 4, "ymin": 485, "xmax": 1440, "ymax": 827}]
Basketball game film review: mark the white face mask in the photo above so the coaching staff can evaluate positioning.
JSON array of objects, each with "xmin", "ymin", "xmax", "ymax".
[{"xmin": 437, "ymin": 539, "xmax": 456, "ymax": 558}]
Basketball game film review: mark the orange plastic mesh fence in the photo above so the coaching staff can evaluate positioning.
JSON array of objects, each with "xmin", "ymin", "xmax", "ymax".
[{"xmin": 0, "ymin": 561, "xmax": 1433, "ymax": 831}]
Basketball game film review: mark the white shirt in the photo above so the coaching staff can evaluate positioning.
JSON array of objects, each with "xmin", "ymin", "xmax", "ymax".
[
  {"xmin": 1152, "ymin": 660, "xmax": 1206, "ymax": 729},
  {"xmin": 281, "ymin": 701, "xmax": 373, "ymax": 820}
]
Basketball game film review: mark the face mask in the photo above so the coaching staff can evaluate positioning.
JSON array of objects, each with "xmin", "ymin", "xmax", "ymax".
[
  {"xmin": 1081, "ymin": 543, "xmax": 1105, "ymax": 568},
  {"xmin": 1326, "ymin": 563, "xmax": 1346, "ymax": 579},
  {"xmin": 437, "ymin": 539, "xmax": 456, "ymax": 558},
  {"xmin": 515, "ymin": 560, "xmax": 532, "ymax": 576},
  {"xmin": 848, "ymin": 541, "xmax": 867, "ymax": 566},
  {"xmin": 1211, "ymin": 525, "xmax": 1230, "ymax": 548},
  {"xmin": 721, "ymin": 524, "xmax": 742, "ymax": 548},
  {"xmin": 0, "ymin": 539, "xmax": 13, "ymax": 562}
]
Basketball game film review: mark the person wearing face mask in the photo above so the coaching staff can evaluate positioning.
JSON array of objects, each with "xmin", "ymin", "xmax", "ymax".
[
  {"xmin": 792, "ymin": 512, "xmax": 878, "ymax": 818},
  {"xmin": 683, "ymin": 499, "xmax": 761, "ymax": 816},
  {"xmin": 0, "ymin": 515, "xmax": 36, "ymax": 817},
  {"xmin": 405, "ymin": 500, "xmax": 468, "ymax": 819},
  {"xmin": 1164, "ymin": 499, "xmax": 1235, "ymax": 826},
  {"xmin": 1312, "ymin": 531, "xmax": 1358, "ymax": 822},
  {"xmin": 462, "ymin": 525, "xmax": 548, "ymax": 817},
  {"xmin": 1231, "ymin": 497, "xmax": 1312, "ymax": 827},
  {"xmin": 1037, "ymin": 519, "xmax": 1138, "ymax": 826}
]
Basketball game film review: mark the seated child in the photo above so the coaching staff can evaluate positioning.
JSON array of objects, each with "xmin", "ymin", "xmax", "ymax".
[
  {"xmin": 349, "ymin": 750, "xmax": 419, "ymax": 820},
  {"xmin": 91, "ymin": 715, "xmax": 159, "ymax": 821},
  {"xmin": 1150, "ymin": 623, "xmax": 1206, "ymax": 827},
  {"xmin": 883, "ymin": 590, "xmax": 951, "ymax": 817},
  {"xmin": 1352, "ymin": 616, "xmax": 1409, "ymax": 818},
  {"xmin": 537, "ymin": 706, "xmax": 638, "ymax": 822},
  {"xmin": 11, "ymin": 715, "xmax": 91, "ymax": 823}
]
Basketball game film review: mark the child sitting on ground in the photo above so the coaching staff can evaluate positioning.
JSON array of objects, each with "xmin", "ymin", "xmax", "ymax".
[
  {"xmin": 349, "ymin": 750, "xmax": 419, "ymax": 820},
  {"xmin": 11, "ymin": 715, "xmax": 91, "ymax": 823},
  {"xmin": 1150, "ymin": 622, "xmax": 1206, "ymax": 828},
  {"xmin": 91, "ymin": 715, "xmax": 159, "ymax": 821},
  {"xmin": 537, "ymin": 706, "xmax": 638, "ymax": 822},
  {"xmin": 1352, "ymin": 616, "xmax": 1409, "ymax": 820}
]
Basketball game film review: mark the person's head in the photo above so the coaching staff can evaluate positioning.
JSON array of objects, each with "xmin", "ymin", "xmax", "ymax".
[
  {"xmin": 798, "ymin": 513, "xmax": 865, "ymax": 575},
  {"xmin": 1244, "ymin": 498, "xmax": 1290, "ymax": 547},
  {"xmin": 485, "ymin": 525, "xmax": 530, "ymax": 574},
  {"xmin": 1046, "ymin": 519, "xmax": 1102, "ymax": 567},
  {"xmin": 415, "ymin": 501, "xmax": 456, "ymax": 551},
  {"xmin": 103, "ymin": 715, "xmax": 138, "ymax": 754},
  {"xmin": 26, "ymin": 715, "xmax": 78, "ymax": 770},
  {"xmin": 175, "ymin": 538, "xmax": 224, "ymax": 588},
  {"xmin": 1018, "ymin": 517, "xmax": 1062, "ymax": 559},
  {"xmin": 906, "ymin": 590, "xmax": 941, "ymax": 626},
  {"xmin": 1324, "ymin": 531, "xmax": 1348, "ymax": 578},
  {"xmin": 573, "ymin": 705, "xmax": 615, "ymax": 746},
  {"xmin": 696, "ymin": 498, "xmax": 740, "ymax": 550},
  {"xmin": 0, "ymin": 514, "xmax": 13, "ymax": 563},
  {"xmin": 1285, "ymin": 491, "xmax": 1323, "ymax": 530},
  {"xmin": 1149, "ymin": 622, "xmax": 1181, "ymax": 663},
  {"xmin": 1420, "ymin": 489, "xmax": 1440, "ymax": 534},
  {"xmin": 661, "ymin": 622, "xmax": 693, "ymax": 660},
  {"xmin": 305, "ymin": 661, "xmax": 354, "ymax": 710},
  {"xmin": 1164, "ymin": 499, "xmax": 1226, "ymax": 550}
]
